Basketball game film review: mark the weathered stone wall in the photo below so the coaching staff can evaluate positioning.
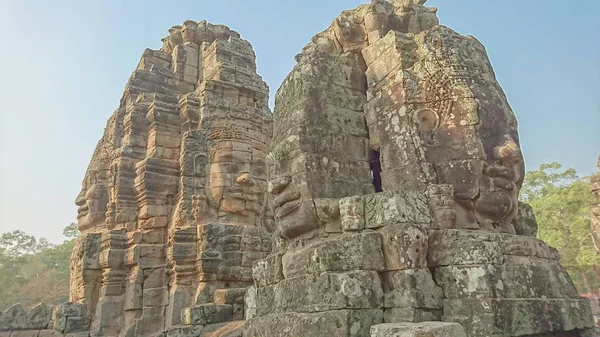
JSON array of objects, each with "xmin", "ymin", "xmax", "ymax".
[
  {"xmin": 52, "ymin": 2, "xmax": 599, "ymax": 337},
  {"xmin": 71, "ymin": 20, "xmax": 272, "ymax": 337},
  {"xmin": 0, "ymin": 303, "xmax": 89, "ymax": 337},
  {"xmin": 245, "ymin": 0, "xmax": 596, "ymax": 337}
]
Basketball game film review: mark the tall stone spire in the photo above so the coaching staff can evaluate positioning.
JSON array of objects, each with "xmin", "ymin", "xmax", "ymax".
[{"xmin": 71, "ymin": 20, "xmax": 273, "ymax": 337}]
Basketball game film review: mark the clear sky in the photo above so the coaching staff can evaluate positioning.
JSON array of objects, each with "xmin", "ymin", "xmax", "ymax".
[{"xmin": 0, "ymin": 0, "xmax": 598, "ymax": 243}]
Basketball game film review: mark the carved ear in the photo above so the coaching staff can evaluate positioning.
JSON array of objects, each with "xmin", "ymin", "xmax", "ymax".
[{"xmin": 415, "ymin": 108, "xmax": 439, "ymax": 133}]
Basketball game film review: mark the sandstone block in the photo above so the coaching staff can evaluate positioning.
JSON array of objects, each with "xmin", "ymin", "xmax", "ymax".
[
  {"xmin": 383, "ymin": 308, "xmax": 442, "ymax": 324},
  {"xmin": 244, "ymin": 309, "xmax": 383, "ymax": 337},
  {"xmin": 38, "ymin": 330, "xmax": 63, "ymax": 337},
  {"xmin": 307, "ymin": 232, "xmax": 385, "ymax": 274},
  {"xmin": 511, "ymin": 201, "xmax": 538, "ymax": 237},
  {"xmin": 232, "ymin": 304, "xmax": 244, "ymax": 321},
  {"xmin": 135, "ymin": 307, "xmax": 166, "ymax": 336},
  {"xmin": 382, "ymin": 269, "xmax": 443, "ymax": 310},
  {"xmin": 494, "ymin": 234, "xmax": 559, "ymax": 260},
  {"xmin": 157, "ymin": 325, "xmax": 204, "ymax": 337},
  {"xmin": 364, "ymin": 191, "xmax": 430, "ymax": 230},
  {"xmin": 10, "ymin": 331, "xmax": 41, "ymax": 337},
  {"xmin": 492, "ymin": 298, "xmax": 595, "ymax": 336},
  {"xmin": 252, "ymin": 253, "xmax": 284, "ymax": 288},
  {"xmin": 63, "ymin": 317, "xmax": 88, "ymax": 333},
  {"xmin": 27, "ymin": 303, "xmax": 52, "ymax": 330},
  {"xmin": 245, "ymin": 286, "xmax": 258, "ymax": 320},
  {"xmin": 0, "ymin": 304, "xmax": 28, "ymax": 330},
  {"xmin": 182, "ymin": 304, "xmax": 233, "ymax": 325},
  {"xmin": 314, "ymin": 198, "xmax": 342, "ymax": 233},
  {"xmin": 340, "ymin": 196, "xmax": 365, "ymax": 231},
  {"xmin": 433, "ymin": 265, "xmax": 497, "ymax": 299},
  {"xmin": 491, "ymin": 256, "xmax": 580, "ymax": 299},
  {"xmin": 379, "ymin": 223, "xmax": 428, "ymax": 271},
  {"xmin": 370, "ymin": 322, "xmax": 467, "ymax": 337},
  {"xmin": 282, "ymin": 232, "xmax": 385, "ymax": 278},
  {"xmin": 64, "ymin": 333, "xmax": 89, "ymax": 337},
  {"xmin": 428, "ymin": 230, "xmax": 504, "ymax": 267},
  {"xmin": 268, "ymin": 270, "xmax": 383, "ymax": 315},
  {"xmin": 143, "ymin": 287, "xmax": 169, "ymax": 307},
  {"xmin": 213, "ymin": 288, "xmax": 246, "ymax": 305}
]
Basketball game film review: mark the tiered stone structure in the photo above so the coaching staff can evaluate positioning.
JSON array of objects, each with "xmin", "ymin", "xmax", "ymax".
[
  {"xmin": 3, "ymin": 2, "xmax": 597, "ymax": 337},
  {"xmin": 245, "ymin": 0, "xmax": 597, "ymax": 337},
  {"xmin": 70, "ymin": 20, "xmax": 272, "ymax": 337}
]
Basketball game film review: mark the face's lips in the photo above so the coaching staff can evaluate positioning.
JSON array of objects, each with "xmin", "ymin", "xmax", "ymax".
[
  {"xmin": 273, "ymin": 188, "xmax": 301, "ymax": 208},
  {"xmin": 275, "ymin": 199, "xmax": 302, "ymax": 219},
  {"xmin": 228, "ymin": 192, "xmax": 260, "ymax": 202},
  {"xmin": 77, "ymin": 205, "xmax": 89, "ymax": 219},
  {"xmin": 489, "ymin": 177, "xmax": 516, "ymax": 192},
  {"xmin": 228, "ymin": 187, "xmax": 264, "ymax": 202}
]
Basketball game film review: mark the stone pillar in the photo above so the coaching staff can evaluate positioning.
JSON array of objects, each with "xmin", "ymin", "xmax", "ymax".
[
  {"xmin": 91, "ymin": 230, "xmax": 126, "ymax": 337},
  {"xmin": 246, "ymin": 16, "xmax": 379, "ymax": 337},
  {"xmin": 105, "ymin": 99, "xmax": 151, "ymax": 229},
  {"xmin": 69, "ymin": 233, "xmax": 102, "ymax": 322},
  {"xmin": 165, "ymin": 228, "xmax": 197, "ymax": 327}
]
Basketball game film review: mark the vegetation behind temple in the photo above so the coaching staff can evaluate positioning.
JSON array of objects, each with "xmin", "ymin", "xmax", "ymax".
[
  {"xmin": 0, "ymin": 163, "xmax": 598, "ymax": 312},
  {"xmin": 521, "ymin": 162, "xmax": 600, "ymax": 294},
  {"xmin": 0, "ymin": 223, "xmax": 79, "ymax": 311}
]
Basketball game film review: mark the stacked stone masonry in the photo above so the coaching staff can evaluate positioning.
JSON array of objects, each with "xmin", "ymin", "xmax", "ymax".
[
  {"xmin": 4, "ymin": 1, "xmax": 594, "ymax": 337},
  {"xmin": 70, "ymin": 19, "xmax": 271, "ymax": 337}
]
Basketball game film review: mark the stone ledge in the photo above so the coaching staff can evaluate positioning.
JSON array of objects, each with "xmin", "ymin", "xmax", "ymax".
[
  {"xmin": 370, "ymin": 321, "xmax": 467, "ymax": 337},
  {"xmin": 244, "ymin": 309, "xmax": 383, "ymax": 337},
  {"xmin": 493, "ymin": 298, "xmax": 595, "ymax": 336}
]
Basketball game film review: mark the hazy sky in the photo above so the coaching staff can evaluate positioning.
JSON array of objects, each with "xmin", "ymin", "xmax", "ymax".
[{"xmin": 0, "ymin": 0, "xmax": 598, "ymax": 243}]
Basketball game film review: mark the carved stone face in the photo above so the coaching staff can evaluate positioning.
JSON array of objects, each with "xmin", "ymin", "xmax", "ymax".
[
  {"xmin": 208, "ymin": 141, "xmax": 268, "ymax": 225},
  {"xmin": 75, "ymin": 170, "xmax": 109, "ymax": 232},
  {"xmin": 414, "ymin": 29, "xmax": 525, "ymax": 231},
  {"xmin": 268, "ymin": 137, "xmax": 318, "ymax": 240}
]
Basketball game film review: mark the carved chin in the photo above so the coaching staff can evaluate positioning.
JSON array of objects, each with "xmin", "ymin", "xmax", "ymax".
[
  {"xmin": 474, "ymin": 191, "xmax": 516, "ymax": 223},
  {"xmin": 78, "ymin": 212, "xmax": 105, "ymax": 231},
  {"xmin": 277, "ymin": 201, "xmax": 318, "ymax": 240}
]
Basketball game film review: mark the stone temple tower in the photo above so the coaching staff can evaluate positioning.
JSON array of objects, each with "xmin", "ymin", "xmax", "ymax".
[
  {"xmin": 0, "ymin": 2, "xmax": 597, "ymax": 337},
  {"xmin": 70, "ymin": 20, "xmax": 273, "ymax": 337}
]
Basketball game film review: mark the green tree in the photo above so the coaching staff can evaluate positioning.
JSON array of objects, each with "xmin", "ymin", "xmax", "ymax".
[
  {"xmin": 0, "ymin": 224, "xmax": 79, "ymax": 311},
  {"xmin": 522, "ymin": 162, "xmax": 600, "ymax": 294},
  {"xmin": 62, "ymin": 222, "xmax": 80, "ymax": 241}
]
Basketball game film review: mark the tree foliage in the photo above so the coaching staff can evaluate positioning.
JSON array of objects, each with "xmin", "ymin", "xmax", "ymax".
[
  {"xmin": 522, "ymin": 162, "xmax": 600, "ymax": 294},
  {"xmin": 0, "ymin": 223, "xmax": 79, "ymax": 311}
]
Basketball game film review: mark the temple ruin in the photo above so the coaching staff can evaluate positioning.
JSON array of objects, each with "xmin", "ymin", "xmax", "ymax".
[{"xmin": 0, "ymin": 1, "xmax": 598, "ymax": 337}]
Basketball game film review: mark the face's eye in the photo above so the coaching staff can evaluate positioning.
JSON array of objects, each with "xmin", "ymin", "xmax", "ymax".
[{"xmin": 231, "ymin": 164, "xmax": 241, "ymax": 173}]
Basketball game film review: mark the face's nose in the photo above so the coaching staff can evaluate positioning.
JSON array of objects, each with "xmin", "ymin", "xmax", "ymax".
[
  {"xmin": 269, "ymin": 176, "xmax": 291, "ymax": 195},
  {"xmin": 494, "ymin": 135, "xmax": 522, "ymax": 166},
  {"xmin": 237, "ymin": 173, "xmax": 254, "ymax": 186},
  {"xmin": 75, "ymin": 189, "xmax": 86, "ymax": 206}
]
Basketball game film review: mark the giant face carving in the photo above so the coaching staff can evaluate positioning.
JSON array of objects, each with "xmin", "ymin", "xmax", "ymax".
[
  {"xmin": 268, "ymin": 137, "xmax": 319, "ymax": 240},
  {"xmin": 413, "ymin": 28, "xmax": 525, "ymax": 233},
  {"xmin": 75, "ymin": 169, "xmax": 109, "ymax": 232},
  {"xmin": 207, "ymin": 139, "xmax": 268, "ymax": 226}
]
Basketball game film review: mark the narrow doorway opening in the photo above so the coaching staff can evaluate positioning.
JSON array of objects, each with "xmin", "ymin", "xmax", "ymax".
[{"xmin": 370, "ymin": 150, "xmax": 383, "ymax": 193}]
